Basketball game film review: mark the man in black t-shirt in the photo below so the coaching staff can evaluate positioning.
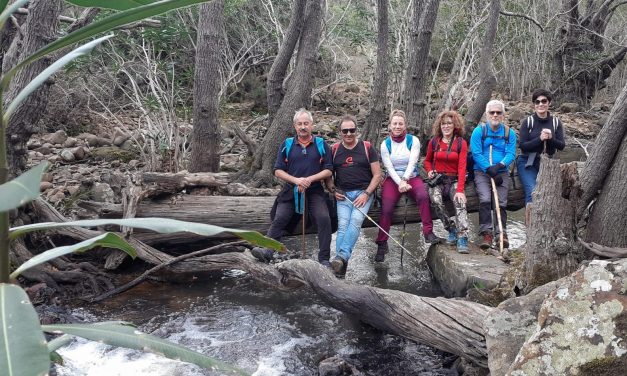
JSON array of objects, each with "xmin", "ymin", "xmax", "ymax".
[{"xmin": 325, "ymin": 115, "xmax": 382, "ymax": 277}]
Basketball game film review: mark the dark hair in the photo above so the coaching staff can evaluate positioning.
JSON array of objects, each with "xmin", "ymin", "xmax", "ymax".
[
  {"xmin": 432, "ymin": 110, "xmax": 465, "ymax": 138},
  {"xmin": 532, "ymin": 89, "xmax": 552, "ymax": 103},
  {"xmin": 338, "ymin": 115, "xmax": 357, "ymax": 129}
]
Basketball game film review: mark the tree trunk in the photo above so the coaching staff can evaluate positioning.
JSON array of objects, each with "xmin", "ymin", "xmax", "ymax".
[
  {"xmin": 249, "ymin": 0, "xmax": 323, "ymax": 186},
  {"xmin": 189, "ymin": 0, "xmax": 224, "ymax": 173},
  {"xmin": 401, "ymin": 0, "xmax": 440, "ymax": 142},
  {"xmin": 361, "ymin": 0, "xmax": 389, "ymax": 147},
  {"xmin": 584, "ymin": 84, "xmax": 627, "ymax": 247},
  {"xmin": 551, "ymin": 0, "xmax": 627, "ymax": 105},
  {"xmin": 2, "ymin": 0, "xmax": 63, "ymax": 177},
  {"xmin": 266, "ymin": 0, "xmax": 307, "ymax": 126},
  {"xmin": 521, "ymin": 157, "xmax": 582, "ymax": 293},
  {"xmin": 464, "ymin": 0, "xmax": 500, "ymax": 133}
]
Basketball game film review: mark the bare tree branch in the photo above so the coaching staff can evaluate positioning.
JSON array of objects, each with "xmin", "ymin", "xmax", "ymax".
[{"xmin": 499, "ymin": 10, "xmax": 544, "ymax": 31}]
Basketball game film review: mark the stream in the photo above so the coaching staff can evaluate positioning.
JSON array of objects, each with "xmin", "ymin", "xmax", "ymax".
[{"xmin": 53, "ymin": 148, "xmax": 584, "ymax": 375}]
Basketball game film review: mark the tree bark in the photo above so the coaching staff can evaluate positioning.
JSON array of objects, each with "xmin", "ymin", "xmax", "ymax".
[
  {"xmin": 2, "ymin": 0, "xmax": 63, "ymax": 177},
  {"xmin": 362, "ymin": 0, "xmax": 389, "ymax": 147},
  {"xmin": 266, "ymin": 0, "xmax": 307, "ymax": 126},
  {"xmin": 189, "ymin": 0, "xmax": 224, "ymax": 173},
  {"xmin": 521, "ymin": 157, "xmax": 582, "ymax": 293},
  {"xmin": 249, "ymin": 0, "xmax": 324, "ymax": 186},
  {"xmin": 463, "ymin": 0, "xmax": 500, "ymax": 133},
  {"xmin": 401, "ymin": 0, "xmax": 440, "ymax": 142}
]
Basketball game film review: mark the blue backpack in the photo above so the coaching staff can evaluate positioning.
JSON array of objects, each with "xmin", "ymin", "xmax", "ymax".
[
  {"xmin": 282, "ymin": 136, "xmax": 326, "ymax": 163},
  {"xmin": 384, "ymin": 135, "xmax": 413, "ymax": 154}
]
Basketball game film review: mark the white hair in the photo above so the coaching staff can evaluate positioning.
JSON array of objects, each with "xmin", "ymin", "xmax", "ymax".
[
  {"xmin": 293, "ymin": 108, "xmax": 313, "ymax": 123},
  {"xmin": 485, "ymin": 100, "xmax": 505, "ymax": 113}
]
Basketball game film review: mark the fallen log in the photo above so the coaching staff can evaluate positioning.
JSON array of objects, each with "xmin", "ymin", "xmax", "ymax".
[{"xmin": 79, "ymin": 175, "xmax": 525, "ymax": 246}]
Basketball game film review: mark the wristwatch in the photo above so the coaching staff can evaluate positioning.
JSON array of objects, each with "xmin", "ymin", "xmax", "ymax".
[
  {"xmin": 364, "ymin": 191, "xmax": 372, "ymax": 197},
  {"xmin": 401, "ymin": 176, "xmax": 409, "ymax": 182}
]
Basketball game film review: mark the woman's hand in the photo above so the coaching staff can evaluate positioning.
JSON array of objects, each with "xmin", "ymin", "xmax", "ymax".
[
  {"xmin": 540, "ymin": 129, "xmax": 552, "ymax": 140},
  {"xmin": 427, "ymin": 170, "xmax": 435, "ymax": 179},
  {"xmin": 398, "ymin": 180, "xmax": 412, "ymax": 193},
  {"xmin": 334, "ymin": 191, "xmax": 345, "ymax": 201},
  {"xmin": 454, "ymin": 192, "xmax": 466, "ymax": 204}
]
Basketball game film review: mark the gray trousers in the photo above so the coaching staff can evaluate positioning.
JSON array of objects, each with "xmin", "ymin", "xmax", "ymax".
[{"xmin": 473, "ymin": 170, "xmax": 509, "ymax": 235}]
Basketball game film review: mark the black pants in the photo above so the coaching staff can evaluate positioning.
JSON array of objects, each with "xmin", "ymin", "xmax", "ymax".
[{"xmin": 267, "ymin": 191, "xmax": 332, "ymax": 262}]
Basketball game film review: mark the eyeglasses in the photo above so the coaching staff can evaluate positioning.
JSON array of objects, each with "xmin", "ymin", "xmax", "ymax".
[
  {"xmin": 340, "ymin": 128, "xmax": 357, "ymax": 134},
  {"xmin": 534, "ymin": 98, "xmax": 549, "ymax": 105},
  {"xmin": 488, "ymin": 111, "xmax": 502, "ymax": 116},
  {"xmin": 442, "ymin": 121, "xmax": 454, "ymax": 126}
]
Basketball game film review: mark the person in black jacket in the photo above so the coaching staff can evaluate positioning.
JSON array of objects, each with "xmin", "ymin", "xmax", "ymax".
[{"xmin": 517, "ymin": 89, "xmax": 566, "ymax": 224}]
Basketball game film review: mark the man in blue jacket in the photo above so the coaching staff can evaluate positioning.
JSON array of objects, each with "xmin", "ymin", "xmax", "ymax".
[{"xmin": 470, "ymin": 99, "xmax": 517, "ymax": 250}]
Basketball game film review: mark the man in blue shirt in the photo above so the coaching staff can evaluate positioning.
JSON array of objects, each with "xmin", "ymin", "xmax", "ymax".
[
  {"xmin": 470, "ymin": 100, "xmax": 517, "ymax": 250},
  {"xmin": 252, "ymin": 108, "xmax": 334, "ymax": 266}
]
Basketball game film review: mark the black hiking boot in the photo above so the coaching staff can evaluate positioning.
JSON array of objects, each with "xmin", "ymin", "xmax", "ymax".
[
  {"xmin": 331, "ymin": 256, "xmax": 348, "ymax": 278},
  {"xmin": 251, "ymin": 247, "xmax": 274, "ymax": 263},
  {"xmin": 424, "ymin": 232, "xmax": 442, "ymax": 244},
  {"xmin": 375, "ymin": 242, "xmax": 388, "ymax": 262}
]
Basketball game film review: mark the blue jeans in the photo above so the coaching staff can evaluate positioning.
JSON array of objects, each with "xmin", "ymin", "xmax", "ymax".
[
  {"xmin": 517, "ymin": 155, "xmax": 539, "ymax": 203},
  {"xmin": 335, "ymin": 190, "xmax": 374, "ymax": 262}
]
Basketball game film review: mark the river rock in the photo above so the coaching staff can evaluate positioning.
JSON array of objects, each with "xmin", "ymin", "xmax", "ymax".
[
  {"xmin": 43, "ymin": 130, "xmax": 68, "ymax": 145},
  {"xmin": 60, "ymin": 149, "xmax": 76, "ymax": 162},
  {"xmin": 66, "ymin": 185, "xmax": 81, "ymax": 196},
  {"xmin": 507, "ymin": 259, "xmax": 627, "ymax": 375},
  {"xmin": 120, "ymin": 139, "xmax": 135, "ymax": 151},
  {"xmin": 27, "ymin": 139, "xmax": 42, "ymax": 150},
  {"xmin": 41, "ymin": 173, "xmax": 53, "ymax": 182},
  {"xmin": 484, "ymin": 281, "xmax": 560, "ymax": 376},
  {"xmin": 318, "ymin": 356, "xmax": 362, "ymax": 376},
  {"xmin": 91, "ymin": 182, "xmax": 115, "ymax": 203},
  {"xmin": 48, "ymin": 191, "xmax": 65, "ymax": 204},
  {"xmin": 63, "ymin": 137, "xmax": 78, "ymax": 148},
  {"xmin": 71, "ymin": 146, "xmax": 88, "ymax": 160},
  {"xmin": 47, "ymin": 155, "xmax": 61, "ymax": 163},
  {"xmin": 40, "ymin": 181, "xmax": 53, "ymax": 192},
  {"xmin": 34, "ymin": 145, "xmax": 53, "ymax": 155},
  {"xmin": 112, "ymin": 127, "xmax": 131, "ymax": 146},
  {"xmin": 558, "ymin": 102, "xmax": 580, "ymax": 113}
]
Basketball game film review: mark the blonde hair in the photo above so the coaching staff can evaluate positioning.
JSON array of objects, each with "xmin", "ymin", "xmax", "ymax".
[{"xmin": 389, "ymin": 109, "xmax": 407, "ymax": 123}]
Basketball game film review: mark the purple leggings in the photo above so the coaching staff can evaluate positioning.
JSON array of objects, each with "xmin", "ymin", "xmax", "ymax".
[{"xmin": 376, "ymin": 176, "xmax": 433, "ymax": 243}]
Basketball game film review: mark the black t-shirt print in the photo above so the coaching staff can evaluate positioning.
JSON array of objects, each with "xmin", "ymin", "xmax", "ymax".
[{"xmin": 333, "ymin": 140, "xmax": 379, "ymax": 191}]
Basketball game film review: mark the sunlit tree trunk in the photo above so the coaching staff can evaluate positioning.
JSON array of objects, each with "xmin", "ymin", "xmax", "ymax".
[{"xmin": 190, "ymin": 0, "xmax": 224, "ymax": 173}]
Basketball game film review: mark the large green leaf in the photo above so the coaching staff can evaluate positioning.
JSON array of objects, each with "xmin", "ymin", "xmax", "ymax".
[
  {"xmin": 1, "ymin": 0, "xmax": 208, "ymax": 90},
  {"xmin": 10, "ymin": 218, "xmax": 285, "ymax": 251},
  {"xmin": 0, "ymin": 0, "xmax": 28, "ymax": 31},
  {"xmin": 0, "ymin": 162, "xmax": 47, "ymax": 212},
  {"xmin": 10, "ymin": 232, "xmax": 137, "ymax": 278},
  {"xmin": 65, "ymin": 0, "xmax": 153, "ymax": 10},
  {"xmin": 0, "ymin": 0, "xmax": 8, "ymax": 16},
  {"xmin": 42, "ymin": 321, "xmax": 248, "ymax": 375},
  {"xmin": 4, "ymin": 35, "xmax": 114, "ymax": 122},
  {"xmin": 0, "ymin": 284, "xmax": 49, "ymax": 376}
]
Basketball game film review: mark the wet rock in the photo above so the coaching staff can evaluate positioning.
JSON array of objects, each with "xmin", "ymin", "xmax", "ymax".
[
  {"xmin": 558, "ymin": 102, "xmax": 580, "ymax": 113},
  {"xmin": 91, "ymin": 182, "xmax": 115, "ymax": 203},
  {"xmin": 43, "ymin": 130, "xmax": 68, "ymax": 145},
  {"xmin": 508, "ymin": 259, "xmax": 627, "ymax": 375},
  {"xmin": 484, "ymin": 281, "xmax": 559, "ymax": 376},
  {"xmin": 60, "ymin": 149, "xmax": 75, "ymax": 162},
  {"xmin": 508, "ymin": 107, "xmax": 526, "ymax": 124},
  {"xmin": 318, "ymin": 356, "xmax": 362, "ymax": 376},
  {"xmin": 63, "ymin": 137, "xmax": 78, "ymax": 148},
  {"xmin": 40, "ymin": 181, "xmax": 53, "ymax": 192}
]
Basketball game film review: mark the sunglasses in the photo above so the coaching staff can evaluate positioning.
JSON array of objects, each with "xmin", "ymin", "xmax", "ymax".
[
  {"xmin": 534, "ymin": 98, "xmax": 549, "ymax": 105},
  {"xmin": 340, "ymin": 128, "xmax": 357, "ymax": 134},
  {"xmin": 488, "ymin": 111, "xmax": 502, "ymax": 116}
]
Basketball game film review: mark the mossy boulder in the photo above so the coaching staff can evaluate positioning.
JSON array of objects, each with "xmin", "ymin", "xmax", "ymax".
[{"xmin": 91, "ymin": 146, "xmax": 138, "ymax": 163}]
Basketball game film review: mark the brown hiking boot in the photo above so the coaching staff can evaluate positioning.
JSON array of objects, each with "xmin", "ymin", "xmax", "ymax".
[
  {"xmin": 479, "ymin": 232, "xmax": 493, "ymax": 250},
  {"xmin": 375, "ymin": 242, "xmax": 388, "ymax": 262}
]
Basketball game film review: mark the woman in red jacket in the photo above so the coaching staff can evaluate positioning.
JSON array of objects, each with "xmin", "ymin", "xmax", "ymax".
[{"xmin": 424, "ymin": 110, "xmax": 469, "ymax": 253}]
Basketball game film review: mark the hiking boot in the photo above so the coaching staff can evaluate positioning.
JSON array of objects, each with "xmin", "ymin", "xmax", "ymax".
[
  {"xmin": 457, "ymin": 237, "xmax": 469, "ymax": 254},
  {"xmin": 479, "ymin": 233, "xmax": 493, "ymax": 250},
  {"xmin": 375, "ymin": 242, "xmax": 388, "ymax": 262},
  {"xmin": 319, "ymin": 259, "xmax": 332, "ymax": 268},
  {"xmin": 502, "ymin": 233, "xmax": 509, "ymax": 249},
  {"xmin": 425, "ymin": 232, "xmax": 442, "ymax": 244},
  {"xmin": 251, "ymin": 247, "xmax": 274, "ymax": 263},
  {"xmin": 446, "ymin": 228, "xmax": 457, "ymax": 245},
  {"xmin": 331, "ymin": 256, "xmax": 347, "ymax": 278}
]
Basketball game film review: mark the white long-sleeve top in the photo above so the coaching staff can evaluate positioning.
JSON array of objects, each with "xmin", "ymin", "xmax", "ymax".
[{"xmin": 380, "ymin": 135, "xmax": 421, "ymax": 185}]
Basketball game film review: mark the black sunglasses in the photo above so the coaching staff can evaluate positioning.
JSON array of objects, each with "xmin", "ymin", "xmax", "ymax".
[
  {"xmin": 534, "ymin": 98, "xmax": 549, "ymax": 105},
  {"xmin": 340, "ymin": 128, "xmax": 357, "ymax": 134},
  {"xmin": 488, "ymin": 111, "xmax": 502, "ymax": 116}
]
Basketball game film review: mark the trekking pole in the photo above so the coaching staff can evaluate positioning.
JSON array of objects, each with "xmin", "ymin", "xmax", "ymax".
[
  {"xmin": 342, "ymin": 195, "xmax": 422, "ymax": 262},
  {"xmin": 301, "ymin": 190, "xmax": 307, "ymax": 259},
  {"xmin": 400, "ymin": 195, "xmax": 409, "ymax": 266},
  {"xmin": 489, "ymin": 145, "xmax": 505, "ymax": 256}
]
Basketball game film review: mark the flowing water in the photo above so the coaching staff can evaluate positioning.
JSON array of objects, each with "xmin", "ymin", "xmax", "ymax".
[{"xmin": 54, "ymin": 148, "xmax": 584, "ymax": 375}]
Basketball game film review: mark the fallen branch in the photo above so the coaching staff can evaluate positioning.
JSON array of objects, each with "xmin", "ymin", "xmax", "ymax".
[{"xmin": 579, "ymin": 237, "xmax": 627, "ymax": 258}]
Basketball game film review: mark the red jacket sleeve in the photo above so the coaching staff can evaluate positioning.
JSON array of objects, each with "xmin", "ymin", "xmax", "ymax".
[
  {"xmin": 424, "ymin": 138, "xmax": 435, "ymax": 172},
  {"xmin": 457, "ymin": 139, "xmax": 468, "ymax": 192}
]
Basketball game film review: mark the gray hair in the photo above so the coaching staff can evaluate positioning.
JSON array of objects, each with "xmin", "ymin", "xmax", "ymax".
[
  {"xmin": 485, "ymin": 100, "xmax": 505, "ymax": 113},
  {"xmin": 293, "ymin": 108, "xmax": 313, "ymax": 123}
]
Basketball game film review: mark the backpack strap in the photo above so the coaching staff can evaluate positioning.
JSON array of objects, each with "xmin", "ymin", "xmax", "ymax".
[
  {"xmin": 481, "ymin": 123, "xmax": 510, "ymax": 146},
  {"xmin": 406, "ymin": 135, "xmax": 413, "ymax": 151},
  {"xmin": 363, "ymin": 140, "xmax": 371, "ymax": 163},
  {"xmin": 314, "ymin": 136, "xmax": 326, "ymax": 158},
  {"xmin": 504, "ymin": 125, "xmax": 510, "ymax": 143},
  {"xmin": 456, "ymin": 136, "xmax": 463, "ymax": 153},
  {"xmin": 552, "ymin": 116, "xmax": 558, "ymax": 134},
  {"xmin": 282, "ymin": 137, "xmax": 296, "ymax": 162},
  {"xmin": 526, "ymin": 116, "xmax": 534, "ymax": 131},
  {"xmin": 331, "ymin": 142, "xmax": 340, "ymax": 163},
  {"xmin": 385, "ymin": 136, "xmax": 392, "ymax": 154}
]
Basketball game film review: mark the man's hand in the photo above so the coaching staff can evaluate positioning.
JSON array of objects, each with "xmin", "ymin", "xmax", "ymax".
[
  {"xmin": 334, "ymin": 188, "xmax": 345, "ymax": 201},
  {"xmin": 486, "ymin": 163, "xmax": 504, "ymax": 177},
  {"xmin": 294, "ymin": 176, "xmax": 312, "ymax": 191},
  {"xmin": 353, "ymin": 192, "xmax": 369, "ymax": 208},
  {"xmin": 492, "ymin": 175, "xmax": 503, "ymax": 186}
]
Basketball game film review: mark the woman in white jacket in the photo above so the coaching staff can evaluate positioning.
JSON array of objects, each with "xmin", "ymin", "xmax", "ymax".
[{"xmin": 375, "ymin": 109, "xmax": 440, "ymax": 262}]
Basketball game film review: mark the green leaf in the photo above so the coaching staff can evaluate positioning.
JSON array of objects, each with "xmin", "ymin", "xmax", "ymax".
[
  {"xmin": 0, "ymin": 163, "xmax": 47, "ymax": 212},
  {"xmin": 10, "ymin": 218, "xmax": 285, "ymax": 251},
  {"xmin": 48, "ymin": 335, "xmax": 74, "ymax": 365},
  {"xmin": 42, "ymin": 322, "xmax": 249, "ymax": 375},
  {"xmin": 10, "ymin": 232, "xmax": 136, "ymax": 278},
  {"xmin": 4, "ymin": 35, "xmax": 114, "ymax": 122},
  {"xmin": 64, "ymin": 0, "xmax": 154, "ymax": 11},
  {"xmin": 1, "ymin": 0, "xmax": 209, "ymax": 90},
  {"xmin": 0, "ymin": 284, "xmax": 49, "ymax": 376},
  {"xmin": 0, "ymin": 0, "xmax": 29, "ymax": 31}
]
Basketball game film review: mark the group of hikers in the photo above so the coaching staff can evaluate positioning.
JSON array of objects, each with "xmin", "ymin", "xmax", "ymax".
[{"xmin": 251, "ymin": 89, "xmax": 565, "ymax": 277}]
